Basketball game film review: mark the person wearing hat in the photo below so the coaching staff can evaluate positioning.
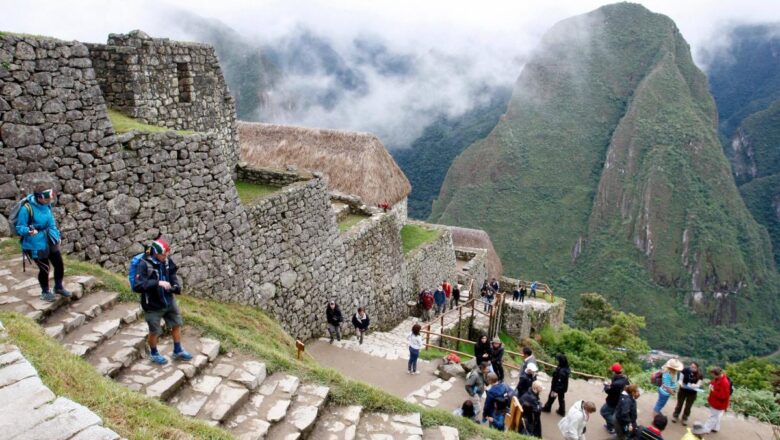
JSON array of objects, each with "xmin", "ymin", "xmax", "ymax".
[
  {"xmin": 133, "ymin": 238, "xmax": 192, "ymax": 365},
  {"xmin": 520, "ymin": 381, "xmax": 544, "ymax": 437},
  {"xmin": 490, "ymin": 337, "xmax": 505, "ymax": 382},
  {"xmin": 516, "ymin": 362, "xmax": 539, "ymax": 397},
  {"xmin": 14, "ymin": 185, "xmax": 72, "ymax": 302},
  {"xmin": 601, "ymin": 362, "xmax": 630, "ymax": 434},
  {"xmin": 326, "ymin": 300, "xmax": 343, "ymax": 343},
  {"xmin": 654, "ymin": 358, "xmax": 683, "ymax": 416}
]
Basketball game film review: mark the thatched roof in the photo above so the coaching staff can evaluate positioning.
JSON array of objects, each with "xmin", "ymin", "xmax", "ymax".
[
  {"xmin": 237, "ymin": 122, "xmax": 411, "ymax": 206},
  {"xmin": 449, "ymin": 226, "xmax": 503, "ymax": 279}
]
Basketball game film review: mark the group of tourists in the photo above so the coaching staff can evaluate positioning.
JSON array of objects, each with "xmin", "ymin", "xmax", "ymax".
[
  {"xmin": 479, "ymin": 278, "xmax": 500, "ymax": 311},
  {"xmin": 511, "ymin": 280, "xmax": 538, "ymax": 302},
  {"xmin": 324, "ymin": 301, "xmax": 371, "ymax": 345},
  {"xmin": 450, "ymin": 339, "xmax": 733, "ymax": 440},
  {"xmin": 418, "ymin": 279, "xmax": 460, "ymax": 321}
]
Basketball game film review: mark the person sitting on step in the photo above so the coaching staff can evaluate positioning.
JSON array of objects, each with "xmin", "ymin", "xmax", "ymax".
[{"xmin": 132, "ymin": 238, "xmax": 192, "ymax": 365}]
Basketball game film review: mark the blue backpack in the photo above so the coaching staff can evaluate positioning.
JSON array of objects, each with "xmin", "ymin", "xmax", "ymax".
[{"xmin": 128, "ymin": 253, "xmax": 147, "ymax": 291}]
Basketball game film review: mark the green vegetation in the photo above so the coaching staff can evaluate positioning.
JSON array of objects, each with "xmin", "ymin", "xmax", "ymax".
[
  {"xmin": 726, "ymin": 357, "xmax": 780, "ymax": 392},
  {"xmin": 0, "ymin": 312, "xmax": 232, "ymax": 440},
  {"xmin": 107, "ymin": 109, "xmax": 195, "ymax": 135},
  {"xmin": 0, "ymin": 31, "xmax": 58, "ymax": 40},
  {"xmin": 234, "ymin": 181, "xmax": 282, "ymax": 204},
  {"xmin": 338, "ymin": 213, "xmax": 370, "ymax": 232},
  {"xmin": 429, "ymin": 3, "xmax": 780, "ymax": 359},
  {"xmin": 400, "ymin": 224, "xmax": 442, "ymax": 254}
]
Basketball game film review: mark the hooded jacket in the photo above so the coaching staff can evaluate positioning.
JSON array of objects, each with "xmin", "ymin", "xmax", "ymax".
[
  {"xmin": 708, "ymin": 374, "xmax": 731, "ymax": 410},
  {"xmin": 604, "ymin": 373, "xmax": 630, "ymax": 407},
  {"xmin": 615, "ymin": 391, "xmax": 638, "ymax": 431},
  {"xmin": 551, "ymin": 365, "xmax": 571, "ymax": 393},
  {"xmin": 326, "ymin": 306, "xmax": 343, "ymax": 326},
  {"xmin": 558, "ymin": 400, "xmax": 589, "ymax": 440},
  {"xmin": 15, "ymin": 194, "xmax": 61, "ymax": 258},
  {"xmin": 351, "ymin": 312, "xmax": 370, "ymax": 331},
  {"xmin": 133, "ymin": 255, "xmax": 181, "ymax": 312}
]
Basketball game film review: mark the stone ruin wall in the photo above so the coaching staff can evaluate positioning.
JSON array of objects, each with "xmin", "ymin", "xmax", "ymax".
[
  {"xmin": 454, "ymin": 247, "xmax": 488, "ymax": 295},
  {"xmin": 87, "ymin": 31, "xmax": 239, "ymax": 173},
  {"xmin": 0, "ymin": 33, "xmax": 460, "ymax": 341},
  {"xmin": 405, "ymin": 223, "xmax": 457, "ymax": 296}
]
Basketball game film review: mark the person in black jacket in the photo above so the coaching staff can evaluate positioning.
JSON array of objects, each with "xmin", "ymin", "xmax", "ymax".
[
  {"xmin": 614, "ymin": 384, "xmax": 641, "ymax": 440},
  {"xmin": 542, "ymin": 353, "xmax": 571, "ymax": 416},
  {"xmin": 516, "ymin": 362, "xmax": 538, "ymax": 397},
  {"xmin": 351, "ymin": 307, "xmax": 370, "ymax": 345},
  {"xmin": 601, "ymin": 363, "xmax": 630, "ymax": 434},
  {"xmin": 490, "ymin": 337, "xmax": 505, "ymax": 382},
  {"xmin": 474, "ymin": 335, "xmax": 493, "ymax": 367},
  {"xmin": 133, "ymin": 239, "xmax": 192, "ymax": 366},
  {"xmin": 521, "ymin": 381, "xmax": 544, "ymax": 437},
  {"xmin": 326, "ymin": 300, "xmax": 343, "ymax": 343}
]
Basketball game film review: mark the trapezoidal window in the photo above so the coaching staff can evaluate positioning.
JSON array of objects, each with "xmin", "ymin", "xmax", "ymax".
[{"xmin": 177, "ymin": 62, "xmax": 193, "ymax": 103}]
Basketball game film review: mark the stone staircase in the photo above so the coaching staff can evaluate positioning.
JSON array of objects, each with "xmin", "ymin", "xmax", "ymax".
[{"xmin": 0, "ymin": 254, "xmax": 456, "ymax": 440}]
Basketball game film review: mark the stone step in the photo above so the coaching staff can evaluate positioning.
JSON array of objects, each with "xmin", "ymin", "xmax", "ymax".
[
  {"xmin": 226, "ymin": 372, "xmax": 301, "ymax": 439},
  {"xmin": 308, "ymin": 405, "xmax": 362, "ymax": 440},
  {"xmin": 61, "ymin": 302, "xmax": 142, "ymax": 357},
  {"xmin": 355, "ymin": 412, "xmax": 424, "ymax": 440},
  {"xmin": 423, "ymin": 426, "xmax": 459, "ymax": 440},
  {"xmin": 0, "ymin": 265, "xmax": 96, "ymax": 322},
  {"xmin": 114, "ymin": 328, "xmax": 217, "ymax": 400},
  {"xmin": 264, "ymin": 382, "xmax": 329, "ymax": 439},
  {"xmin": 85, "ymin": 320, "xmax": 149, "ymax": 377},
  {"xmin": 42, "ymin": 291, "xmax": 121, "ymax": 341},
  {"xmin": 169, "ymin": 354, "xmax": 266, "ymax": 424}
]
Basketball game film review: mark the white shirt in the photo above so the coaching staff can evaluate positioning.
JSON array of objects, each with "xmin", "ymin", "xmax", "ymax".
[
  {"xmin": 558, "ymin": 400, "xmax": 589, "ymax": 440},
  {"xmin": 408, "ymin": 333, "xmax": 423, "ymax": 350}
]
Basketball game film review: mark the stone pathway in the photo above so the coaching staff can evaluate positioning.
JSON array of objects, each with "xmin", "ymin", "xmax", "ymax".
[
  {"xmin": 0, "ymin": 254, "xmax": 461, "ymax": 439},
  {"xmin": 0, "ymin": 320, "xmax": 121, "ymax": 440}
]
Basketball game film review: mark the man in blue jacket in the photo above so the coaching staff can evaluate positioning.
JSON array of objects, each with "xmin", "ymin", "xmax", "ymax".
[
  {"xmin": 133, "ymin": 239, "xmax": 192, "ymax": 365},
  {"xmin": 482, "ymin": 372, "xmax": 511, "ymax": 430},
  {"xmin": 15, "ymin": 186, "xmax": 71, "ymax": 302},
  {"xmin": 433, "ymin": 285, "xmax": 446, "ymax": 316}
]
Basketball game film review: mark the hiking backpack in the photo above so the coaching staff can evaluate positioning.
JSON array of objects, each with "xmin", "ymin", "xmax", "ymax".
[
  {"xmin": 128, "ymin": 253, "xmax": 148, "ymax": 291},
  {"xmin": 7, "ymin": 198, "xmax": 33, "ymax": 238},
  {"xmin": 651, "ymin": 370, "xmax": 664, "ymax": 387}
]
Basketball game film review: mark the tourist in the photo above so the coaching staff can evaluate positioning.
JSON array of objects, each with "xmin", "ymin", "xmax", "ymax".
[
  {"xmin": 475, "ymin": 335, "xmax": 493, "ymax": 367},
  {"xmin": 654, "ymin": 358, "xmax": 683, "ymax": 416},
  {"xmin": 516, "ymin": 362, "xmax": 538, "ymax": 400},
  {"xmin": 558, "ymin": 400, "xmax": 597, "ymax": 440},
  {"xmin": 530, "ymin": 281, "xmax": 538, "ymax": 298},
  {"xmin": 14, "ymin": 186, "xmax": 71, "ymax": 302},
  {"xmin": 133, "ymin": 238, "xmax": 192, "ymax": 365},
  {"xmin": 672, "ymin": 361, "xmax": 703, "ymax": 425},
  {"xmin": 521, "ymin": 346, "xmax": 537, "ymax": 371},
  {"xmin": 520, "ymin": 381, "xmax": 544, "ymax": 437},
  {"xmin": 483, "ymin": 372, "xmax": 511, "ymax": 430},
  {"xmin": 693, "ymin": 367, "xmax": 732, "ymax": 435},
  {"xmin": 490, "ymin": 277, "xmax": 500, "ymax": 294},
  {"xmin": 490, "ymin": 337, "xmax": 505, "ymax": 382},
  {"xmin": 543, "ymin": 353, "xmax": 571, "ymax": 416},
  {"xmin": 407, "ymin": 324, "xmax": 423, "ymax": 374},
  {"xmin": 512, "ymin": 284, "xmax": 521, "ymax": 301},
  {"xmin": 601, "ymin": 362, "xmax": 630, "ymax": 434},
  {"xmin": 420, "ymin": 289, "xmax": 434, "ymax": 321},
  {"xmin": 481, "ymin": 281, "xmax": 491, "ymax": 311},
  {"xmin": 452, "ymin": 283, "xmax": 461, "ymax": 308},
  {"xmin": 442, "ymin": 279, "xmax": 453, "ymax": 311},
  {"xmin": 614, "ymin": 384, "xmax": 641, "ymax": 439},
  {"xmin": 351, "ymin": 307, "xmax": 370, "ymax": 345},
  {"xmin": 465, "ymin": 362, "xmax": 489, "ymax": 413},
  {"xmin": 453, "ymin": 399, "xmax": 478, "ymax": 422},
  {"xmin": 326, "ymin": 300, "xmax": 343, "ymax": 343},
  {"xmin": 636, "ymin": 414, "xmax": 668, "ymax": 439},
  {"xmin": 519, "ymin": 283, "xmax": 527, "ymax": 303},
  {"xmin": 433, "ymin": 285, "xmax": 446, "ymax": 316}
]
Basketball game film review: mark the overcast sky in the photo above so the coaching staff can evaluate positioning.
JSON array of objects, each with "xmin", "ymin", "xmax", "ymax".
[{"xmin": 3, "ymin": 1, "xmax": 778, "ymax": 145}]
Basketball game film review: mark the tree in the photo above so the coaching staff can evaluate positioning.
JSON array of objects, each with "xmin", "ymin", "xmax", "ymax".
[
  {"xmin": 574, "ymin": 292, "xmax": 615, "ymax": 331},
  {"xmin": 726, "ymin": 357, "xmax": 780, "ymax": 391}
]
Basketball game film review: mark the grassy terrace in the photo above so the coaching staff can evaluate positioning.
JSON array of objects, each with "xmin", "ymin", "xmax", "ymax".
[
  {"xmin": 0, "ymin": 240, "xmax": 527, "ymax": 440},
  {"xmin": 235, "ymin": 181, "xmax": 283, "ymax": 204},
  {"xmin": 338, "ymin": 213, "xmax": 370, "ymax": 232},
  {"xmin": 107, "ymin": 109, "xmax": 195, "ymax": 135},
  {"xmin": 401, "ymin": 224, "xmax": 442, "ymax": 254}
]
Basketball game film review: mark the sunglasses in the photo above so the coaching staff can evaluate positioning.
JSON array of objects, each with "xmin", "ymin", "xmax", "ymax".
[{"xmin": 34, "ymin": 189, "xmax": 54, "ymax": 199}]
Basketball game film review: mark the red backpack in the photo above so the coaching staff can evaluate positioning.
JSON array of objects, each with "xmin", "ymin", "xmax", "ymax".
[{"xmin": 651, "ymin": 370, "xmax": 664, "ymax": 387}]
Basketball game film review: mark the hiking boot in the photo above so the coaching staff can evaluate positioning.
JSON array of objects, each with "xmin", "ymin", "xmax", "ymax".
[
  {"xmin": 556, "ymin": 410, "xmax": 566, "ymax": 416},
  {"xmin": 54, "ymin": 287, "xmax": 72, "ymax": 298},
  {"xmin": 672, "ymin": 416, "xmax": 679, "ymax": 423},
  {"xmin": 681, "ymin": 418, "xmax": 688, "ymax": 426},
  {"xmin": 172, "ymin": 350, "xmax": 193, "ymax": 361},
  {"xmin": 150, "ymin": 353, "xmax": 168, "ymax": 365},
  {"xmin": 40, "ymin": 290, "xmax": 56, "ymax": 302}
]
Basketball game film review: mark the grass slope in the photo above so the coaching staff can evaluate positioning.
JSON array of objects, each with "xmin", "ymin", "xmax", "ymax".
[
  {"xmin": 107, "ymin": 109, "xmax": 195, "ymax": 135},
  {"xmin": 401, "ymin": 224, "xmax": 443, "ymax": 254},
  {"xmin": 234, "ymin": 181, "xmax": 282, "ymax": 204}
]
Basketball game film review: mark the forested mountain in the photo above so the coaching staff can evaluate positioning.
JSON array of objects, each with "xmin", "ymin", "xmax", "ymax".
[{"xmin": 430, "ymin": 3, "xmax": 780, "ymax": 356}]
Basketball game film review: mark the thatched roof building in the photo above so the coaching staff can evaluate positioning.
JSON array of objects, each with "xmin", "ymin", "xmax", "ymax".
[
  {"xmin": 237, "ymin": 122, "xmax": 411, "ymax": 207},
  {"xmin": 449, "ymin": 226, "xmax": 503, "ymax": 279}
]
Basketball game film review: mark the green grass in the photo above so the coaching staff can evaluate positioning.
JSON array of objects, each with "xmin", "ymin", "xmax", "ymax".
[
  {"xmin": 400, "ymin": 224, "xmax": 442, "ymax": 254},
  {"xmin": 0, "ymin": 241, "xmax": 529, "ymax": 440},
  {"xmin": 338, "ymin": 213, "xmax": 369, "ymax": 232},
  {"xmin": 0, "ymin": 30, "xmax": 58, "ymax": 40},
  {"xmin": 107, "ymin": 109, "xmax": 195, "ymax": 135},
  {"xmin": 235, "ymin": 181, "xmax": 282, "ymax": 205}
]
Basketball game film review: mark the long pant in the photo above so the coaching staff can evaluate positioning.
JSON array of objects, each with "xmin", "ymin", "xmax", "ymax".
[
  {"xmin": 519, "ymin": 294, "xmax": 525, "ymax": 303},
  {"xmin": 673, "ymin": 388, "xmax": 697, "ymax": 421},
  {"xmin": 355, "ymin": 328, "xmax": 365, "ymax": 344},
  {"xmin": 654, "ymin": 391, "xmax": 671, "ymax": 414},
  {"xmin": 531, "ymin": 289, "xmax": 537, "ymax": 298},
  {"xmin": 327, "ymin": 324, "xmax": 341, "ymax": 342},
  {"xmin": 483, "ymin": 298, "xmax": 491, "ymax": 311},
  {"xmin": 513, "ymin": 292, "xmax": 519, "ymax": 301},
  {"xmin": 408, "ymin": 347, "xmax": 420, "ymax": 372},
  {"xmin": 542, "ymin": 391, "xmax": 565, "ymax": 414},
  {"xmin": 435, "ymin": 304, "xmax": 445, "ymax": 315},
  {"xmin": 30, "ymin": 248, "xmax": 64, "ymax": 293},
  {"xmin": 443, "ymin": 298, "xmax": 449, "ymax": 312},
  {"xmin": 492, "ymin": 361, "xmax": 504, "ymax": 382},
  {"xmin": 600, "ymin": 403, "xmax": 617, "ymax": 430},
  {"xmin": 423, "ymin": 308, "xmax": 433, "ymax": 321},
  {"xmin": 450, "ymin": 296, "xmax": 457, "ymax": 309},
  {"xmin": 703, "ymin": 407, "xmax": 724, "ymax": 432}
]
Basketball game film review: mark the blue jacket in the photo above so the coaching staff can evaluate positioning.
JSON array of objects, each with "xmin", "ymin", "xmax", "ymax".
[
  {"xmin": 133, "ymin": 256, "xmax": 181, "ymax": 312},
  {"xmin": 483, "ymin": 382, "xmax": 511, "ymax": 421},
  {"xmin": 15, "ymin": 195, "xmax": 61, "ymax": 258},
  {"xmin": 433, "ymin": 288, "xmax": 446, "ymax": 305}
]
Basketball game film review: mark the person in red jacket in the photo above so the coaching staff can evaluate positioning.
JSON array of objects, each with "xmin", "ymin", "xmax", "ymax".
[
  {"xmin": 694, "ymin": 367, "xmax": 731, "ymax": 435},
  {"xmin": 442, "ymin": 279, "xmax": 453, "ymax": 311}
]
